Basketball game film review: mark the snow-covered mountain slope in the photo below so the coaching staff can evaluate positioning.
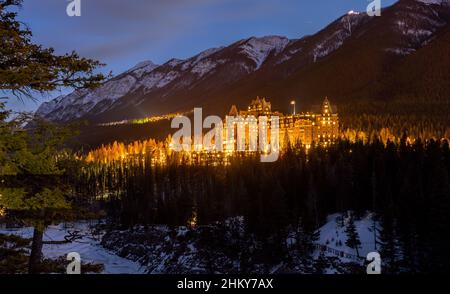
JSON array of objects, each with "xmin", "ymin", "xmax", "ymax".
[
  {"xmin": 36, "ymin": 61, "xmax": 159, "ymax": 121},
  {"xmin": 385, "ymin": 0, "xmax": 449, "ymax": 55},
  {"xmin": 417, "ymin": 0, "xmax": 450, "ymax": 5},
  {"xmin": 125, "ymin": 60, "xmax": 159, "ymax": 78},
  {"xmin": 273, "ymin": 12, "xmax": 370, "ymax": 67},
  {"xmin": 239, "ymin": 36, "xmax": 290, "ymax": 69},
  {"xmin": 36, "ymin": 36, "xmax": 293, "ymax": 122},
  {"xmin": 35, "ymin": 0, "xmax": 450, "ymax": 123}
]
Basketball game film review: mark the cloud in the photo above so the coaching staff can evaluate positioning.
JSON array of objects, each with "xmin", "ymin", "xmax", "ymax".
[
  {"xmin": 20, "ymin": 0, "xmax": 219, "ymax": 62},
  {"xmin": 19, "ymin": 0, "xmax": 293, "ymax": 62}
]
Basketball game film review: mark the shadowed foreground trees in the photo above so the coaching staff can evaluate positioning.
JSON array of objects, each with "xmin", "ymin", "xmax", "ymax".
[
  {"xmin": 0, "ymin": 109, "xmax": 74, "ymax": 273},
  {"xmin": 0, "ymin": 0, "xmax": 105, "ymax": 273},
  {"xmin": 78, "ymin": 138, "xmax": 450, "ymax": 273},
  {"xmin": 0, "ymin": 0, "xmax": 104, "ymax": 97}
]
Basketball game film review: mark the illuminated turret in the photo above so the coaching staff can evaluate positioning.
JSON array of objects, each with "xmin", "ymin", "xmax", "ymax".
[
  {"xmin": 229, "ymin": 105, "xmax": 238, "ymax": 116},
  {"xmin": 322, "ymin": 97, "xmax": 332, "ymax": 115},
  {"xmin": 245, "ymin": 96, "xmax": 272, "ymax": 116}
]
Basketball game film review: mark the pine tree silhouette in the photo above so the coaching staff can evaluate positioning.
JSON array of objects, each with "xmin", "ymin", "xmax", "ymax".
[{"xmin": 345, "ymin": 215, "xmax": 362, "ymax": 257}]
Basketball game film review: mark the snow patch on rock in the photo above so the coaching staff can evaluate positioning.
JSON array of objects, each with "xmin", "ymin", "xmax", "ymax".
[
  {"xmin": 125, "ymin": 60, "xmax": 159, "ymax": 78},
  {"xmin": 181, "ymin": 47, "xmax": 223, "ymax": 71},
  {"xmin": 35, "ymin": 61, "xmax": 160, "ymax": 121},
  {"xmin": 239, "ymin": 36, "xmax": 289, "ymax": 70},
  {"xmin": 416, "ymin": 0, "xmax": 449, "ymax": 5}
]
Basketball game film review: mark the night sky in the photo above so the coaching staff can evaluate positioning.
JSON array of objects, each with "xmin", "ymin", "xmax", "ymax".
[{"xmin": 7, "ymin": 0, "xmax": 397, "ymax": 112}]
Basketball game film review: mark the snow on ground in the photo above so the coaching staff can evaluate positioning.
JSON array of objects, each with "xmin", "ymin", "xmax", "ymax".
[
  {"xmin": 0, "ymin": 222, "xmax": 145, "ymax": 274},
  {"xmin": 315, "ymin": 212, "xmax": 379, "ymax": 263},
  {"xmin": 0, "ymin": 213, "xmax": 380, "ymax": 274}
]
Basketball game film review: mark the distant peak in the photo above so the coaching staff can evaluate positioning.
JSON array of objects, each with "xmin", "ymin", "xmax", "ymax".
[
  {"xmin": 246, "ymin": 35, "xmax": 288, "ymax": 43},
  {"xmin": 166, "ymin": 58, "xmax": 184, "ymax": 67},
  {"xmin": 347, "ymin": 10, "xmax": 360, "ymax": 15},
  {"xmin": 191, "ymin": 47, "xmax": 224, "ymax": 61},
  {"xmin": 129, "ymin": 60, "xmax": 157, "ymax": 71},
  {"xmin": 125, "ymin": 60, "xmax": 159, "ymax": 78}
]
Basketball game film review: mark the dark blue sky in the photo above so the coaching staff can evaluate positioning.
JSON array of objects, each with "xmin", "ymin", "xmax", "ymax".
[{"xmin": 8, "ymin": 0, "xmax": 397, "ymax": 112}]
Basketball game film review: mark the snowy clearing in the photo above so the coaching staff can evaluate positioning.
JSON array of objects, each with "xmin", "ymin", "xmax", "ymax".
[{"xmin": 0, "ymin": 222, "xmax": 145, "ymax": 274}]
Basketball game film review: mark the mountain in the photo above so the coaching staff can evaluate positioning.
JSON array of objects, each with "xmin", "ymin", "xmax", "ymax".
[
  {"xmin": 36, "ymin": 0, "xmax": 450, "ymax": 123},
  {"xmin": 36, "ymin": 60, "xmax": 159, "ymax": 121}
]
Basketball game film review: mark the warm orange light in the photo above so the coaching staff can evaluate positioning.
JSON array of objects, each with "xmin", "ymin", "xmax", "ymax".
[{"xmin": 86, "ymin": 98, "xmax": 340, "ymax": 164}]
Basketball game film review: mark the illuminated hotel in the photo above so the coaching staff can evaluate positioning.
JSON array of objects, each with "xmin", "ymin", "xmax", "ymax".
[
  {"xmin": 226, "ymin": 96, "xmax": 339, "ymax": 149},
  {"xmin": 86, "ymin": 97, "xmax": 340, "ymax": 164}
]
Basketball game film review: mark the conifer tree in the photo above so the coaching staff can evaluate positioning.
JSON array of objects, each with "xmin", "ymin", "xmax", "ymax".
[
  {"xmin": 0, "ymin": 0, "xmax": 105, "ymax": 273},
  {"xmin": 345, "ymin": 214, "xmax": 362, "ymax": 257}
]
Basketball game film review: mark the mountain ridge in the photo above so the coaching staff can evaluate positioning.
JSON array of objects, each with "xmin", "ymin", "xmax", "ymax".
[{"xmin": 36, "ymin": 0, "xmax": 450, "ymax": 123}]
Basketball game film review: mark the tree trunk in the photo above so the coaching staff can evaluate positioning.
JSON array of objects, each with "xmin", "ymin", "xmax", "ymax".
[{"xmin": 28, "ymin": 226, "xmax": 44, "ymax": 274}]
